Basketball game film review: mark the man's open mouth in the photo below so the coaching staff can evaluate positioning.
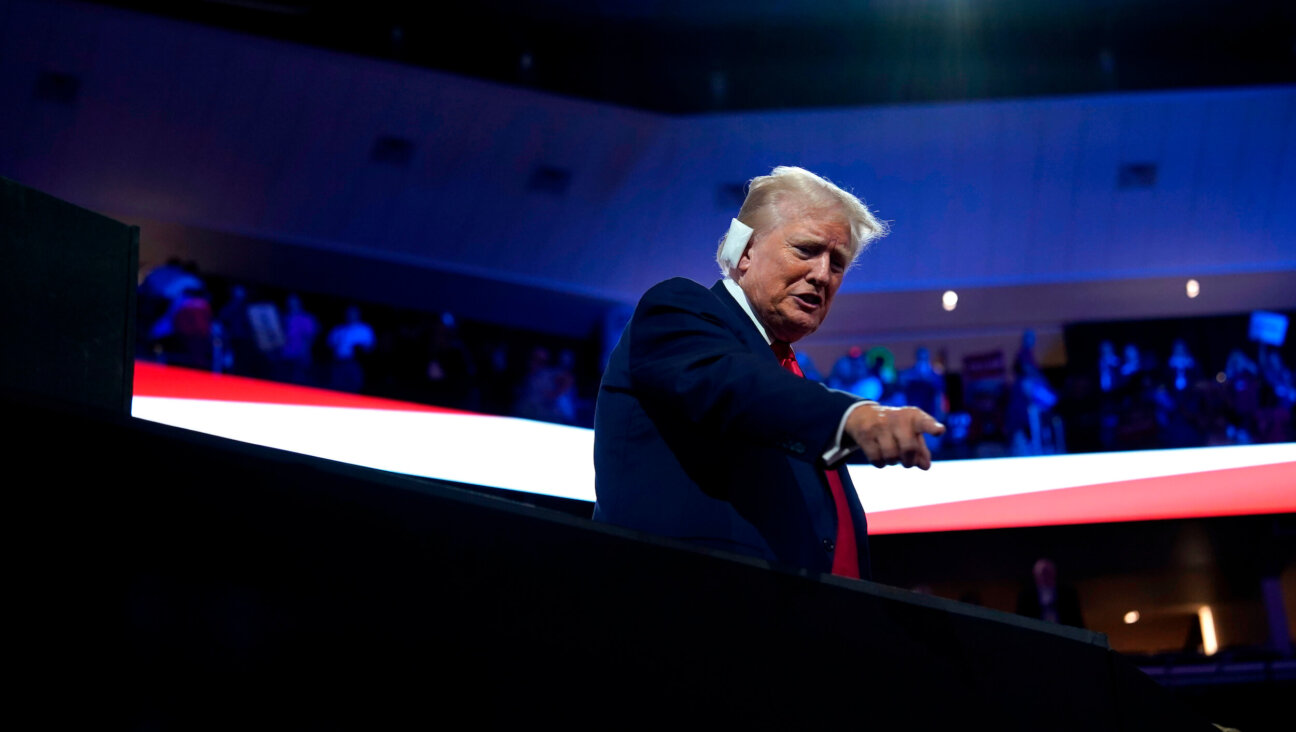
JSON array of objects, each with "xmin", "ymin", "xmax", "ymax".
[{"xmin": 793, "ymin": 293, "xmax": 822, "ymax": 307}]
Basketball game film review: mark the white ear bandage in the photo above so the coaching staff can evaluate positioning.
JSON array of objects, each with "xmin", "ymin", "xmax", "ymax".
[{"xmin": 718, "ymin": 218, "xmax": 754, "ymax": 271}]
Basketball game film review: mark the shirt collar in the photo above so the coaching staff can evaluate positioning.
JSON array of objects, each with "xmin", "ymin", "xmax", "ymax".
[{"xmin": 721, "ymin": 277, "xmax": 772, "ymax": 345}]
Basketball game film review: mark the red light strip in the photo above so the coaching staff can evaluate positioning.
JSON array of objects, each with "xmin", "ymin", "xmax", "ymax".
[
  {"xmin": 133, "ymin": 361, "xmax": 473, "ymax": 414},
  {"xmin": 867, "ymin": 460, "xmax": 1296, "ymax": 534}
]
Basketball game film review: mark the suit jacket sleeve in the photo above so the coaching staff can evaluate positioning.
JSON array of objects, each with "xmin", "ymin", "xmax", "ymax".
[{"xmin": 626, "ymin": 279, "xmax": 859, "ymax": 463}]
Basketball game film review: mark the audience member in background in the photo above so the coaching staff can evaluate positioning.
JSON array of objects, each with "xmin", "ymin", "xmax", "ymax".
[
  {"xmin": 1016, "ymin": 558, "xmax": 1085, "ymax": 628},
  {"xmin": 1007, "ymin": 329, "xmax": 1058, "ymax": 455},
  {"xmin": 828, "ymin": 346, "xmax": 890, "ymax": 402},
  {"xmin": 1014, "ymin": 329, "xmax": 1041, "ymax": 378},
  {"xmin": 1166, "ymin": 339, "xmax": 1198, "ymax": 392},
  {"xmin": 941, "ymin": 412, "xmax": 975, "ymax": 459},
  {"xmin": 165, "ymin": 286, "xmax": 214, "ymax": 370},
  {"xmin": 1222, "ymin": 349, "xmax": 1260, "ymax": 444},
  {"xmin": 867, "ymin": 347, "xmax": 906, "ymax": 406},
  {"xmin": 1097, "ymin": 340, "xmax": 1121, "ymax": 393},
  {"xmin": 515, "ymin": 347, "xmax": 553, "ymax": 421},
  {"xmin": 1256, "ymin": 346, "xmax": 1294, "ymax": 443},
  {"xmin": 1259, "ymin": 346, "xmax": 1294, "ymax": 405},
  {"xmin": 1095, "ymin": 340, "xmax": 1123, "ymax": 450},
  {"xmin": 140, "ymin": 259, "xmax": 205, "ymax": 359},
  {"xmin": 327, "ymin": 305, "xmax": 375, "ymax": 392},
  {"xmin": 827, "ymin": 346, "xmax": 870, "ymax": 396},
  {"xmin": 1120, "ymin": 342, "xmax": 1142, "ymax": 384},
  {"xmin": 1119, "ymin": 343, "xmax": 1165, "ymax": 450},
  {"xmin": 1225, "ymin": 349, "xmax": 1258, "ymax": 380},
  {"xmin": 138, "ymin": 258, "xmax": 203, "ymax": 330},
  {"xmin": 479, "ymin": 342, "xmax": 516, "ymax": 416},
  {"xmin": 900, "ymin": 347, "xmax": 946, "ymax": 453},
  {"xmin": 856, "ymin": 359, "xmax": 886, "ymax": 401},
  {"xmin": 515, "ymin": 346, "xmax": 578, "ymax": 424},
  {"xmin": 421, "ymin": 313, "xmax": 480, "ymax": 410},
  {"xmin": 551, "ymin": 349, "xmax": 580, "ymax": 423},
  {"xmin": 1156, "ymin": 339, "xmax": 1205, "ymax": 448},
  {"xmin": 216, "ymin": 285, "xmax": 258, "ymax": 376},
  {"xmin": 245, "ymin": 298, "xmax": 285, "ymax": 374},
  {"xmin": 278, "ymin": 294, "xmax": 319, "ymax": 385}
]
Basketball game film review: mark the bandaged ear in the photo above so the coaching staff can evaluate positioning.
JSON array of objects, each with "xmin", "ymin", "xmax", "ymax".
[{"xmin": 718, "ymin": 218, "xmax": 754, "ymax": 271}]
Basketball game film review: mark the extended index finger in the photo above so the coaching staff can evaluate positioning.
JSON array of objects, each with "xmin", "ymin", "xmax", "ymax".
[{"xmin": 917, "ymin": 411, "xmax": 946, "ymax": 437}]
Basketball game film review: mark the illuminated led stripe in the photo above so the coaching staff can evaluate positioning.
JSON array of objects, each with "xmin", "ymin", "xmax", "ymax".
[
  {"xmin": 133, "ymin": 361, "xmax": 470, "ymax": 414},
  {"xmin": 848, "ymin": 443, "xmax": 1296, "ymax": 513},
  {"xmin": 865, "ymin": 460, "xmax": 1296, "ymax": 534},
  {"xmin": 131, "ymin": 363, "xmax": 1296, "ymax": 532},
  {"xmin": 132, "ymin": 396, "xmax": 596, "ymax": 501}
]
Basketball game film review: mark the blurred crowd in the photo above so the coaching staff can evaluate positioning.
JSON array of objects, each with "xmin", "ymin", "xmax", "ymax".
[
  {"xmin": 1089, "ymin": 337, "xmax": 1294, "ymax": 450},
  {"xmin": 814, "ymin": 331, "xmax": 1067, "ymax": 462},
  {"xmin": 137, "ymin": 259, "xmax": 1294, "ymax": 453},
  {"xmin": 815, "ymin": 328, "xmax": 1293, "ymax": 461},
  {"xmin": 137, "ymin": 259, "xmax": 596, "ymax": 426}
]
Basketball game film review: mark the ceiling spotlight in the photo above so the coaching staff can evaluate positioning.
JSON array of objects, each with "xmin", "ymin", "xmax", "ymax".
[
  {"xmin": 942, "ymin": 290, "xmax": 958, "ymax": 312},
  {"xmin": 1186, "ymin": 279, "xmax": 1200, "ymax": 298},
  {"xmin": 1123, "ymin": 610, "xmax": 1140, "ymax": 624}
]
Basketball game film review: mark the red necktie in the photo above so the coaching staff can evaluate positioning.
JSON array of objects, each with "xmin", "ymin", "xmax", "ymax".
[{"xmin": 771, "ymin": 342, "xmax": 860, "ymax": 579}]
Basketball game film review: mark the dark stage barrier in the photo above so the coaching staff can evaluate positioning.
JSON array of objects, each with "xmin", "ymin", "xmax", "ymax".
[
  {"xmin": 1, "ymin": 177, "xmax": 137, "ymax": 415},
  {"xmin": 15, "ymin": 393, "xmax": 1214, "ymax": 730}
]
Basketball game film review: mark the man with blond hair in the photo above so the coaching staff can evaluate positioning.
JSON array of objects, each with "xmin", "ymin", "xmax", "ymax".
[{"xmin": 593, "ymin": 166, "xmax": 943, "ymax": 579}]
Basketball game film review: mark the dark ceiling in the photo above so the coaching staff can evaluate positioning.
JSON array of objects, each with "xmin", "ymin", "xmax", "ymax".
[{"xmin": 91, "ymin": 1, "xmax": 1296, "ymax": 112}]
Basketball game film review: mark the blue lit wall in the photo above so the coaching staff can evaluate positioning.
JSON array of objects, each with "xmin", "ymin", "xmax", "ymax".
[{"xmin": 2, "ymin": 0, "xmax": 1293, "ymax": 307}]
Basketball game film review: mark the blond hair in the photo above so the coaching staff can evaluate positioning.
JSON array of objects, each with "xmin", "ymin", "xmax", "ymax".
[{"xmin": 716, "ymin": 166, "xmax": 887, "ymax": 274}]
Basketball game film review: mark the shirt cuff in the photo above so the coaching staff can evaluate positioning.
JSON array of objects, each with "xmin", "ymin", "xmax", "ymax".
[{"xmin": 821, "ymin": 401, "xmax": 875, "ymax": 467}]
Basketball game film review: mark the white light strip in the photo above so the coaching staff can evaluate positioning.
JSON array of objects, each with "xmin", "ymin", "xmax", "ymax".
[
  {"xmin": 132, "ymin": 397, "xmax": 595, "ymax": 501},
  {"xmin": 133, "ymin": 396, "xmax": 1296, "ymax": 514},
  {"xmin": 849, "ymin": 443, "xmax": 1296, "ymax": 513}
]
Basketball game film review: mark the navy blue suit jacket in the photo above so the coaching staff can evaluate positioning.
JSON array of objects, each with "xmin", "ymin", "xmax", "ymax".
[{"xmin": 593, "ymin": 278, "xmax": 871, "ymax": 578}]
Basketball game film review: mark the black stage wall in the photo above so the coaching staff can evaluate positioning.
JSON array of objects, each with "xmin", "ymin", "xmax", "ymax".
[
  {"xmin": 14, "ymin": 391, "xmax": 1216, "ymax": 730},
  {"xmin": 1, "ymin": 177, "xmax": 137, "ymax": 415}
]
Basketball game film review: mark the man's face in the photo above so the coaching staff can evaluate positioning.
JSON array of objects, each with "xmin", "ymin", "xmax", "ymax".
[{"xmin": 737, "ymin": 206, "xmax": 852, "ymax": 343}]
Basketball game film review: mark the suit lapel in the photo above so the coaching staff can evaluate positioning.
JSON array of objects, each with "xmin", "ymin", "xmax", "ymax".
[
  {"xmin": 711, "ymin": 282, "xmax": 842, "ymax": 566},
  {"xmin": 708, "ymin": 280, "xmax": 779, "ymax": 363}
]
